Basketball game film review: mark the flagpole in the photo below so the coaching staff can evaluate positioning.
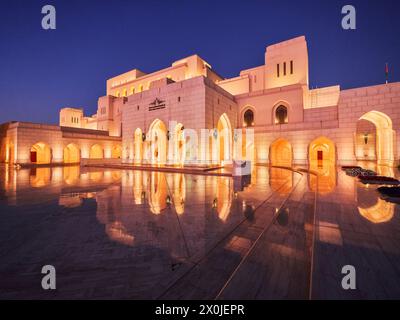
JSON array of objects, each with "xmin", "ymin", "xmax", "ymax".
[{"xmin": 385, "ymin": 63, "xmax": 389, "ymax": 84}]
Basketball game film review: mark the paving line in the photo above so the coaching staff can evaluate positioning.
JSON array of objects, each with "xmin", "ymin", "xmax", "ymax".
[{"xmin": 214, "ymin": 170, "xmax": 305, "ymax": 300}]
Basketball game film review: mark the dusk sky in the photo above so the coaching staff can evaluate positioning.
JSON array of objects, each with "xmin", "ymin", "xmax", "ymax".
[{"xmin": 0, "ymin": 0, "xmax": 399, "ymax": 125}]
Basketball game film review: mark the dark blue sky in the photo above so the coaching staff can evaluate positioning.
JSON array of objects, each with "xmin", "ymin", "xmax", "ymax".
[{"xmin": 0, "ymin": 0, "xmax": 399, "ymax": 125}]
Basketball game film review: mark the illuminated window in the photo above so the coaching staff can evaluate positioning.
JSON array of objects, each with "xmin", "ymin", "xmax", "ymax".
[
  {"xmin": 275, "ymin": 105, "xmax": 288, "ymax": 124},
  {"xmin": 123, "ymin": 88, "xmax": 127, "ymax": 97},
  {"xmin": 138, "ymin": 84, "xmax": 143, "ymax": 92},
  {"xmin": 277, "ymin": 64, "xmax": 280, "ymax": 77},
  {"xmin": 290, "ymin": 60, "xmax": 293, "ymax": 74},
  {"xmin": 116, "ymin": 91, "xmax": 120, "ymax": 97},
  {"xmin": 130, "ymin": 87, "xmax": 135, "ymax": 94},
  {"xmin": 243, "ymin": 109, "xmax": 254, "ymax": 127}
]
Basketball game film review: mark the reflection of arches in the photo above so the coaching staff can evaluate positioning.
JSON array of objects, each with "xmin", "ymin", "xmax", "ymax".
[
  {"xmin": 357, "ymin": 184, "xmax": 395, "ymax": 223},
  {"xmin": 215, "ymin": 178, "xmax": 233, "ymax": 222},
  {"xmin": 63, "ymin": 166, "xmax": 80, "ymax": 185},
  {"xmin": 270, "ymin": 138, "xmax": 292, "ymax": 167},
  {"xmin": 148, "ymin": 119, "xmax": 167, "ymax": 165},
  {"xmin": 243, "ymin": 109, "xmax": 254, "ymax": 127},
  {"xmin": 134, "ymin": 128, "xmax": 143, "ymax": 164},
  {"xmin": 112, "ymin": 145, "xmax": 122, "ymax": 159},
  {"xmin": 174, "ymin": 123, "xmax": 185, "ymax": 166},
  {"xmin": 173, "ymin": 174, "xmax": 186, "ymax": 215},
  {"xmin": 149, "ymin": 172, "xmax": 167, "ymax": 214},
  {"xmin": 29, "ymin": 168, "xmax": 51, "ymax": 187},
  {"xmin": 64, "ymin": 143, "xmax": 80, "ymax": 164},
  {"xmin": 90, "ymin": 144, "xmax": 103, "ymax": 159},
  {"xmin": 30, "ymin": 142, "xmax": 52, "ymax": 164},
  {"xmin": 217, "ymin": 113, "xmax": 232, "ymax": 164},
  {"xmin": 269, "ymin": 167, "xmax": 293, "ymax": 195},
  {"xmin": 358, "ymin": 111, "xmax": 394, "ymax": 166}
]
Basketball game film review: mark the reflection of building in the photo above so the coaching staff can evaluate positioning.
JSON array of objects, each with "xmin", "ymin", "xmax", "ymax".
[
  {"xmin": 1, "ymin": 36, "xmax": 399, "ymax": 167},
  {"xmin": 356, "ymin": 183, "xmax": 395, "ymax": 223}
]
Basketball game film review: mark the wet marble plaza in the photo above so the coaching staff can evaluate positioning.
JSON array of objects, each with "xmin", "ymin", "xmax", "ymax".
[{"xmin": 0, "ymin": 163, "xmax": 400, "ymax": 299}]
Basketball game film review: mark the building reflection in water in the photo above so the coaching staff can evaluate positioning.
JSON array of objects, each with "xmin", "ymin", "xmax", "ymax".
[
  {"xmin": 269, "ymin": 167, "xmax": 293, "ymax": 195},
  {"xmin": 308, "ymin": 160, "xmax": 337, "ymax": 194},
  {"xmin": 356, "ymin": 182, "xmax": 395, "ymax": 223},
  {"xmin": 29, "ymin": 168, "xmax": 52, "ymax": 188}
]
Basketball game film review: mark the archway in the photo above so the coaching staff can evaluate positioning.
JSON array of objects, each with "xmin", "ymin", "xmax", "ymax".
[
  {"xmin": 270, "ymin": 138, "xmax": 292, "ymax": 167},
  {"xmin": 355, "ymin": 119, "xmax": 377, "ymax": 161},
  {"xmin": 90, "ymin": 144, "xmax": 103, "ymax": 159},
  {"xmin": 358, "ymin": 111, "xmax": 394, "ymax": 166},
  {"xmin": 148, "ymin": 119, "xmax": 167, "ymax": 165},
  {"xmin": 111, "ymin": 145, "xmax": 122, "ymax": 159},
  {"xmin": 174, "ymin": 123, "xmax": 185, "ymax": 166},
  {"xmin": 308, "ymin": 136, "xmax": 336, "ymax": 166},
  {"xmin": 63, "ymin": 143, "xmax": 80, "ymax": 164},
  {"xmin": 134, "ymin": 128, "xmax": 143, "ymax": 164},
  {"xmin": 308, "ymin": 137, "xmax": 336, "ymax": 194},
  {"xmin": 217, "ymin": 113, "xmax": 232, "ymax": 164},
  {"xmin": 30, "ymin": 142, "xmax": 52, "ymax": 164}
]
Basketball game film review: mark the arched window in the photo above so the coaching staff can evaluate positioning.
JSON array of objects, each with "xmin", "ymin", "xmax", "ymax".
[
  {"xmin": 275, "ymin": 105, "xmax": 288, "ymax": 124},
  {"xmin": 243, "ymin": 109, "xmax": 254, "ymax": 127}
]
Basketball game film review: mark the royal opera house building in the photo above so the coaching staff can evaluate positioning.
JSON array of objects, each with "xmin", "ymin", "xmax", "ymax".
[{"xmin": 1, "ymin": 36, "xmax": 399, "ymax": 172}]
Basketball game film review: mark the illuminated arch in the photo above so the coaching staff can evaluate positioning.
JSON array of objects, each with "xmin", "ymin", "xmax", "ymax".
[
  {"xmin": 148, "ymin": 119, "xmax": 167, "ymax": 165},
  {"xmin": 63, "ymin": 143, "xmax": 80, "ymax": 164},
  {"xmin": 358, "ymin": 111, "xmax": 394, "ymax": 166},
  {"xmin": 111, "ymin": 145, "xmax": 122, "ymax": 159},
  {"xmin": 308, "ymin": 136, "xmax": 336, "ymax": 164},
  {"xmin": 269, "ymin": 138, "xmax": 292, "ymax": 167},
  {"xmin": 90, "ymin": 144, "xmax": 103, "ymax": 159},
  {"xmin": 308, "ymin": 136, "xmax": 336, "ymax": 194},
  {"xmin": 217, "ymin": 113, "xmax": 232, "ymax": 164},
  {"xmin": 30, "ymin": 142, "xmax": 52, "ymax": 164}
]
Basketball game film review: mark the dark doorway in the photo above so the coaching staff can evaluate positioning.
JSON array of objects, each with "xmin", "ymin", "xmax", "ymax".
[
  {"xmin": 317, "ymin": 150, "xmax": 323, "ymax": 161},
  {"xmin": 30, "ymin": 151, "xmax": 37, "ymax": 163}
]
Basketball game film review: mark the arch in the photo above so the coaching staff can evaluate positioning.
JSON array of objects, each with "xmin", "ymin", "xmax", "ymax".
[
  {"xmin": 148, "ymin": 119, "xmax": 167, "ymax": 165},
  {"xmin": 173, "ymin": 123, "xmax": 185, "ymax": 166},
  {"xmin": 217, "ymin": 113, "xmax": 232, "ymax": 164},
  {"xmin": 308, "ymin": 136, "xmax": 336, "ymax": 165},
  {"xmin": 63, "ymin": 143, "xmax": 80, "ymax": 164},
  {"xmin": 358, "ymin": 111, "xmax": 394, "ymax": 166},
  {"xmin": 134, "ymin": 128, "xmax": 143, "ymax": 164},
  {"xmin": 30, "ymin": 142, "xmax": 52, "ymax": 164},
  {"xmin": 243, "ymin": 109, "xmax": 254, "ymax": 127},
  {"xmin": 90, "ymin": 144, "xmax": 103, "ymax": 159},
  {"xmin": 269, "ymin": 138, "xmax": 292, "ymax": 167},
  {"xmin": 111, "ymin": 144, "xmax": 122, "ymax": 159},
  {"xmin": 272, "ymin": 102, "xmax": 289, "ymax": 124}
]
